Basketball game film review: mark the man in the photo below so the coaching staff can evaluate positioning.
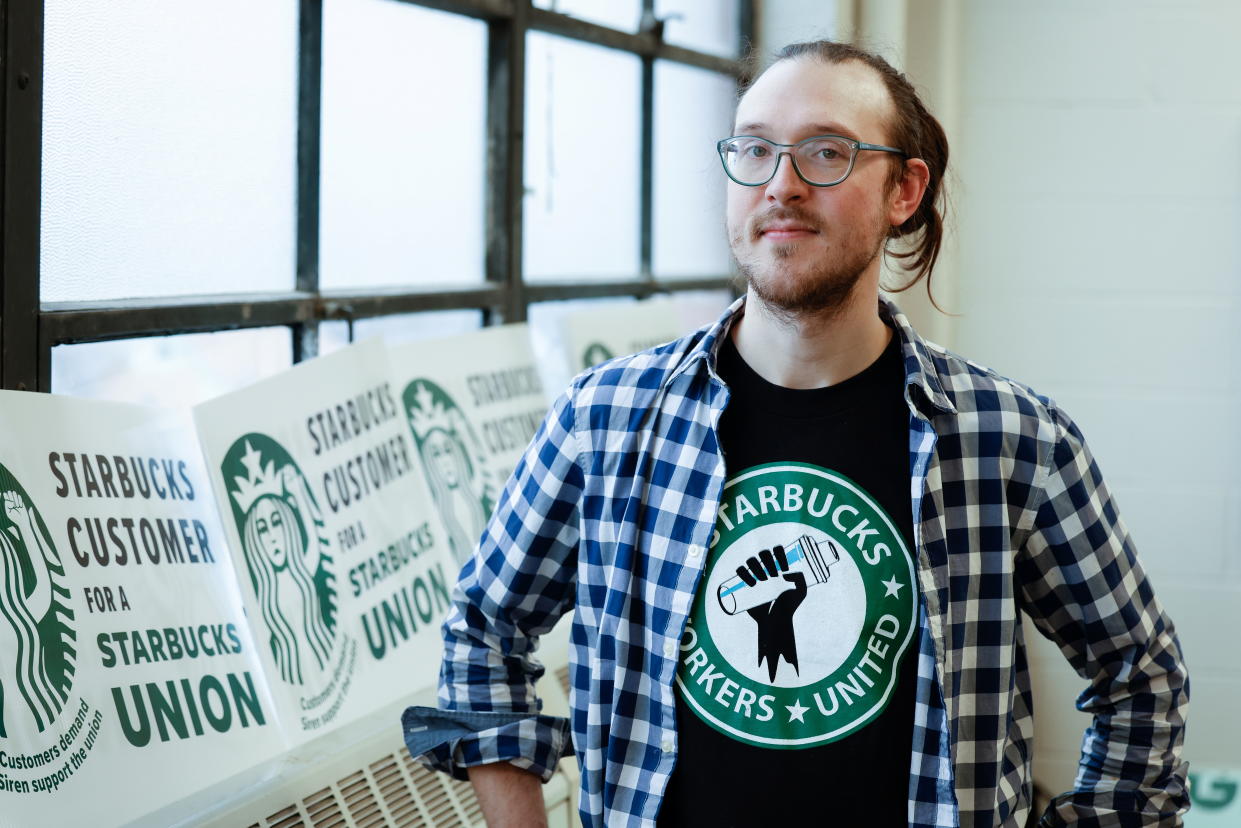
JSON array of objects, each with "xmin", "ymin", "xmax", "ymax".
[{"xmin": 404, "ymin": 40, "xmax": 1189, "ymax": 827}]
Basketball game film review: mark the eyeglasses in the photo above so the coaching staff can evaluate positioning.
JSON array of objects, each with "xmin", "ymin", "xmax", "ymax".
[{"xmin": 717, "ymin": 134, "xmax": 907, "ymax": 187}]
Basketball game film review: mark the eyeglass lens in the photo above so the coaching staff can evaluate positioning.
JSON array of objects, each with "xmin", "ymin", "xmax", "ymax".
[{"xmin": 721, "ymin": 136, "xmax": 854, "ymax": 186}]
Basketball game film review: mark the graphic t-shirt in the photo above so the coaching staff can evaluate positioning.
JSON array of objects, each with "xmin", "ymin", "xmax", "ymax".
[{"xmin": 657, "ymin": 330, "xmax": 918, "ymax": 827}]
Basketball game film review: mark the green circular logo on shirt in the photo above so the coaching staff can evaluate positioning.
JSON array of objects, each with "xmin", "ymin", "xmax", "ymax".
[{"xmin": 675, "ymin": 462, "xmax": 916, "ymax": 748}]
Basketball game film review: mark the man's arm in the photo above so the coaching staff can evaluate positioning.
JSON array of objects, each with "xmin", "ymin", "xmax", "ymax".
[
  {"xmin": 408, "ymin": 387, "xmax": 583, "ymax": 785},
  {"xmin": 470, "ymin": 762, "xmax": 547, "ymax": 828},
  {"xmin": 1017, "ymin": 405, "xmax": 1189, "ymax": 826}
]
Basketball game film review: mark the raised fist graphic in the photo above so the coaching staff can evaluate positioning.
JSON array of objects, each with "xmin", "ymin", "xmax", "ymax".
[{"xmin": 737, "ymin": 545, "xmax": 808, "ymax": 682}]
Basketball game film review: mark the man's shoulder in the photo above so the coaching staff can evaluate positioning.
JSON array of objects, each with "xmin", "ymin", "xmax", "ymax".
[
  {"xmin": 883, "ymin": 299, "xmax": 1066, "ymax": 437},
  {"xmin": 914, "ymin": 337, "xmax": 1070, "ymax": 441}
]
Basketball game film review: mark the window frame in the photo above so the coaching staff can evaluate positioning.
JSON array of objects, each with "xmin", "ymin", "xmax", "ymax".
[{"xmin": 0, "ymin": 0, "xmax": 753, "ymax": 393}]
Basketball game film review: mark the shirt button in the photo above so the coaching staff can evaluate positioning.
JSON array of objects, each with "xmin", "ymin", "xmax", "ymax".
[
  {"xmin": 661, "ymin": 737, "xmax": 674, "ymax": 753},
  {"xmin": 663, "ymin": 641, "xmax": 677, "ymax": 658},
  {"xmin": 688, "ymin": 544, "xmax": 704, "ymax": 559}
]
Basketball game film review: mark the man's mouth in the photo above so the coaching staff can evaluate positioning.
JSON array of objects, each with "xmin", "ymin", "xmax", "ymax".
[
  {"xmin": 758, "ymin": 222, "xmax": 818, "ymax": 242},
  {"xmin": 749, "ymin": 212, "xmax": 819, "ymax": 240}
]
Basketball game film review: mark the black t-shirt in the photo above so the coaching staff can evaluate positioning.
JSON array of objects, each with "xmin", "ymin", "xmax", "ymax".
[{"xmin": 657, "ymin": 330, "xmax": 918, "ymax": 828}]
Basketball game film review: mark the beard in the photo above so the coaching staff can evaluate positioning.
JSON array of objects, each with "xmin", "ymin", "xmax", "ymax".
[{"xmin": 731, "ymin": 204, "xmax": 889, "ymax": 319}]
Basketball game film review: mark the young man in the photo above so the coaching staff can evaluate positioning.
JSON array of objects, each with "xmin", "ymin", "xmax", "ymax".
[{"xmin": 405, "ymin": 41, "xmax": 1189, "ymax": 828}]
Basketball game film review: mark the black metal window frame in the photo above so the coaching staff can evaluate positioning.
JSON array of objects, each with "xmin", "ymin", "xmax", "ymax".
[{"xmin": 0, "ymin": 0, "xmax": 753, "ymax": 393}]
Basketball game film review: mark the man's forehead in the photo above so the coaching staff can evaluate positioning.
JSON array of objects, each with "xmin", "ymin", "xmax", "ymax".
[{"xmin": 734, "ymin": 57, "xmax": 894, "ymax": 142}]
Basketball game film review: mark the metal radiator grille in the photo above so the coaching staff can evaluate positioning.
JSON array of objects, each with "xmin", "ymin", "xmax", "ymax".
[{"xmin": 243, "ymin": 747, "xmax": 486, "ymax": 828}]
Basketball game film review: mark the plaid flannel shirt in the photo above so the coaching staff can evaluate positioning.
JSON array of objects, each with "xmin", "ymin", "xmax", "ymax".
[{"xmin": 406, "ymin": 297, "xmax": 1189, "ymax": 827}]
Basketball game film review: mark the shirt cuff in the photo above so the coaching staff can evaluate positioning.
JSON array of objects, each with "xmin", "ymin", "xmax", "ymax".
[{"xmin": 401, "ymin": 705, "xmax": 573, "ymax": 783}]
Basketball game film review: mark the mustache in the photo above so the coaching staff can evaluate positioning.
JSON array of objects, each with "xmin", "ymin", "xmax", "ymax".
[{"xmin": 748, "ymin": 207, "xmax": 823, "ymax": 239}]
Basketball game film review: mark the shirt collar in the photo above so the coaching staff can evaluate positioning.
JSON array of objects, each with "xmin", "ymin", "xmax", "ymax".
[
  {"xmin": 878, "ymin": 296, "xmax": 956, "ymax": 416},
  {"xmin": 669, "ymin": 294, "xmax": 956, "ymax": 416}
]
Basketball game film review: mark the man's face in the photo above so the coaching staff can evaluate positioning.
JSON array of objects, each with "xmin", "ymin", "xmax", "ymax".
[{"xmin": 726, "ymin": 58, "xmax": 901, "ymax": 316}]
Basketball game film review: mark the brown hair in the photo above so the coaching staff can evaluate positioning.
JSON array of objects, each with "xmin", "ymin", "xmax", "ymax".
[{"xmin": 757, "ymin": 41, "xmax": 950, "ymax": 304}]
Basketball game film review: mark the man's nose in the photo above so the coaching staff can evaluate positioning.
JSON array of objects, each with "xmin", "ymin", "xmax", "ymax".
[{"xmin": 765, "ymin": 152, "xmax": 809, "ymax": 203}]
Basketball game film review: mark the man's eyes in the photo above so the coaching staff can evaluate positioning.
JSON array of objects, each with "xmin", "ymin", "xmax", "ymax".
[{"xmin": 799, "ymin": 141, "xmax": 850, "ymax": 164}]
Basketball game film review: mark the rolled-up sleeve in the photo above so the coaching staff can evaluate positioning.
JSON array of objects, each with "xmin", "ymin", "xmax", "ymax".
[
  {"xmin": 407, "ymin": 386, "xmax": 584, "ymax": 783},
  {"xmin": 1018, "ymin": 405, "xmax": 1190, "ymax": 826}
]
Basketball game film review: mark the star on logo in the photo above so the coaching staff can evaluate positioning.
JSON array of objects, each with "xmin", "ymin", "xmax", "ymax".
[
  {"xmin": 785, "ymin": 699, "xmax": 809, "ymax": 723},
  {"xmin": 882, "ymin": 576, "xmax": 905, "ymax": 598},
  {"xmin": 240, "ymin": 440, "xmax": 265, "ymax": 479},
  {"xmin": 231, "ymin": 440, "xmax": 283, "ymax": 513}
]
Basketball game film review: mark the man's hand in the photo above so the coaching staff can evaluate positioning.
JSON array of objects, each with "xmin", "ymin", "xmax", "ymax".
[
  {"xmin": 739, "ymin": 546, "xmax": 808, "ymax": 682},
  {"xmin": 468, "ymin": 762, "xmax": 548, "ymax": 828}
]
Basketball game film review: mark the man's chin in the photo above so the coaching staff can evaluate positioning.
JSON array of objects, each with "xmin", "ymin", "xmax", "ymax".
[{"xmin": 743, "ymin": 266, "xmax": 864, "ymax": 318}]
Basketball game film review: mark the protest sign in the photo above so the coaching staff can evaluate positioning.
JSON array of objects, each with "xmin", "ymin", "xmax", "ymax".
[
  {"xmin": 563, "ymin": 296, "xmax": 681, "ymax": 372},
  {"xmin": 0, "ymin": 392, "xmax": 282, "ymax": 825},
  {"xmin": 193, "ymin": 339, "xmax": 456, "ymax": 747},
  {"xmin": 388, "ymin": 324, "xmax": 548, "ymax": 566},
  {"xmin": 1188, "ymin": 768, "xmax": 1241, "ymax": 826}
]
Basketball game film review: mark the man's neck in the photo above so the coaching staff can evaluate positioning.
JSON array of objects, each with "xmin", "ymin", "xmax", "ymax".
[{"xmin": 730, "ymin": 285, "xmax": 891, "ymax": 390}]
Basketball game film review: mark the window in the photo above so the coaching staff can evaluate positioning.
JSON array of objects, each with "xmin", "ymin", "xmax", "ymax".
[{"xmin": 2, "ymin": 0, "xmax": 752, "ymax": 398}]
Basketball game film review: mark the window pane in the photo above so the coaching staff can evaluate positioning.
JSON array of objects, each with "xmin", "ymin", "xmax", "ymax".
[
  {"xmin": 533, "ymin": 0, "xmax": 641, "ymax": 32},
  {"xmin": 653, "ymin": 62, "xmax": 736, "ymax": 277},
  {"xmin": 41, "ymin": 0, "xmax": 298, "ymax": 301},
  {"xmin": 319, "ymin": 310, "xmax": 484, "ymax": 355},
  {"xmin": 672, "ymin": 289, "xmax": 734, "ymax": 329},
  {"xmin": 524, "ymin": 34, "xmax": 641, "ymax": 281},
  {"xmin": 321, "ymin": 0, "xmax": 486, "ymax": 289},
  {"xmin": 52, "ymin": 328, "xmax": 293, "ymax": 408},
  {"xmin": 656, "ymin": 0, "xmax": 740, "ymax": 58}
]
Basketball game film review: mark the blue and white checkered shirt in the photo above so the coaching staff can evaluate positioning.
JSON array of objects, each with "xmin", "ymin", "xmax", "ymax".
[{"xmin": 405, "ymin": 297, "xmax": 1189, "ymax": 827}]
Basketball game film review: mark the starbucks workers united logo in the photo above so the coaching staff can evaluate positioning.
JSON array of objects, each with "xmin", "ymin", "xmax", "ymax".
[{"xmin": 676, "ymin": 463, "xmax": 916, "ymax": 748}]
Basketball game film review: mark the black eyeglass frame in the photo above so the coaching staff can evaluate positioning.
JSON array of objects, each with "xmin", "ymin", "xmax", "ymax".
[{"xmin": 716, "ymin": 134, "xmax": 908, "ymax": 187}]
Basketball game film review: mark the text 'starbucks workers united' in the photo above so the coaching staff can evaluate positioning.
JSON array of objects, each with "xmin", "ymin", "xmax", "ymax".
[{"xmin": 676, "ymin": 463, "xmax": 916, "ymax": 748}]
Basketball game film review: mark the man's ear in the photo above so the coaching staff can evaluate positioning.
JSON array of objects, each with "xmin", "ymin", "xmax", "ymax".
[{"xmin": 889, "ymin": 158, "xmax": 930, "ymax": 227}]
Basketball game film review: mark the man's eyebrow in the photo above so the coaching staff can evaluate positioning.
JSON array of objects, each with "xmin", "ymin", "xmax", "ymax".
[{"xmin": 734, "ymin": 121, "xmax": 862, "ymax": 140}]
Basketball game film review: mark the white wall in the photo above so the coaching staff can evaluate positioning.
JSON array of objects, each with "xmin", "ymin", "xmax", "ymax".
[
  {"xmin": 949, "ymin": 0, "xmax": 1241, "ymax": 794},
  {"xmin": 761, "ymin": 0, "xmax": 1241, "ymax": 803},
  {"xmin": 759, "ymin": 0, "xmax": 840, "ymax": 62}
]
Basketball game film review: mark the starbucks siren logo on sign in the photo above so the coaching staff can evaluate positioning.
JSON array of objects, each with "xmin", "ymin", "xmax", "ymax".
[
  {"xmin": 0, "ymin": 462, "xmax": 76, "ymax": 738},
  {"xmin": 223, "ymin": 435, "xmax": 338, "ymax": 687},
  {"xmin": 403, "ymin": 380, "xmax": 499, "ymax": 566},
  {"xmin": 676, "ymin": 463, "xmax": 916, "ymax": 748}
]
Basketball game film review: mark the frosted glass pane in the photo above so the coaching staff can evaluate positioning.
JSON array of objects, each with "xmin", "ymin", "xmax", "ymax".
[
  {"xmin": 321, "ymin": 0, "xmax": 486, "ymax": 289},
  {"xmin": 525, "ymin": 34, "xmax": 641, "ymax": 280},
  {"xmin": 653, "ymin": 62, "xmax": 735, "ymax": 277},
  {"xmin": 533, "ymin": 0, "xmax": 641, "ymax": 32},
  {"xmin": 319, "ymin": 310, "xmax": 483, "ymax": 355},
  {"xmin": 52, "ymin": 328, "xmax": 293, "ymax": 409},
  {"xmin": 41, "ymin": 0, "xmax": 298, "ymax": 302},
  {"xmin": 657, "ymin": 0, "xmax": 741, "ymax": 58},
  {"xmin": 672, "ymin": 289, "xmax": 733, "ymax": 329}
]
